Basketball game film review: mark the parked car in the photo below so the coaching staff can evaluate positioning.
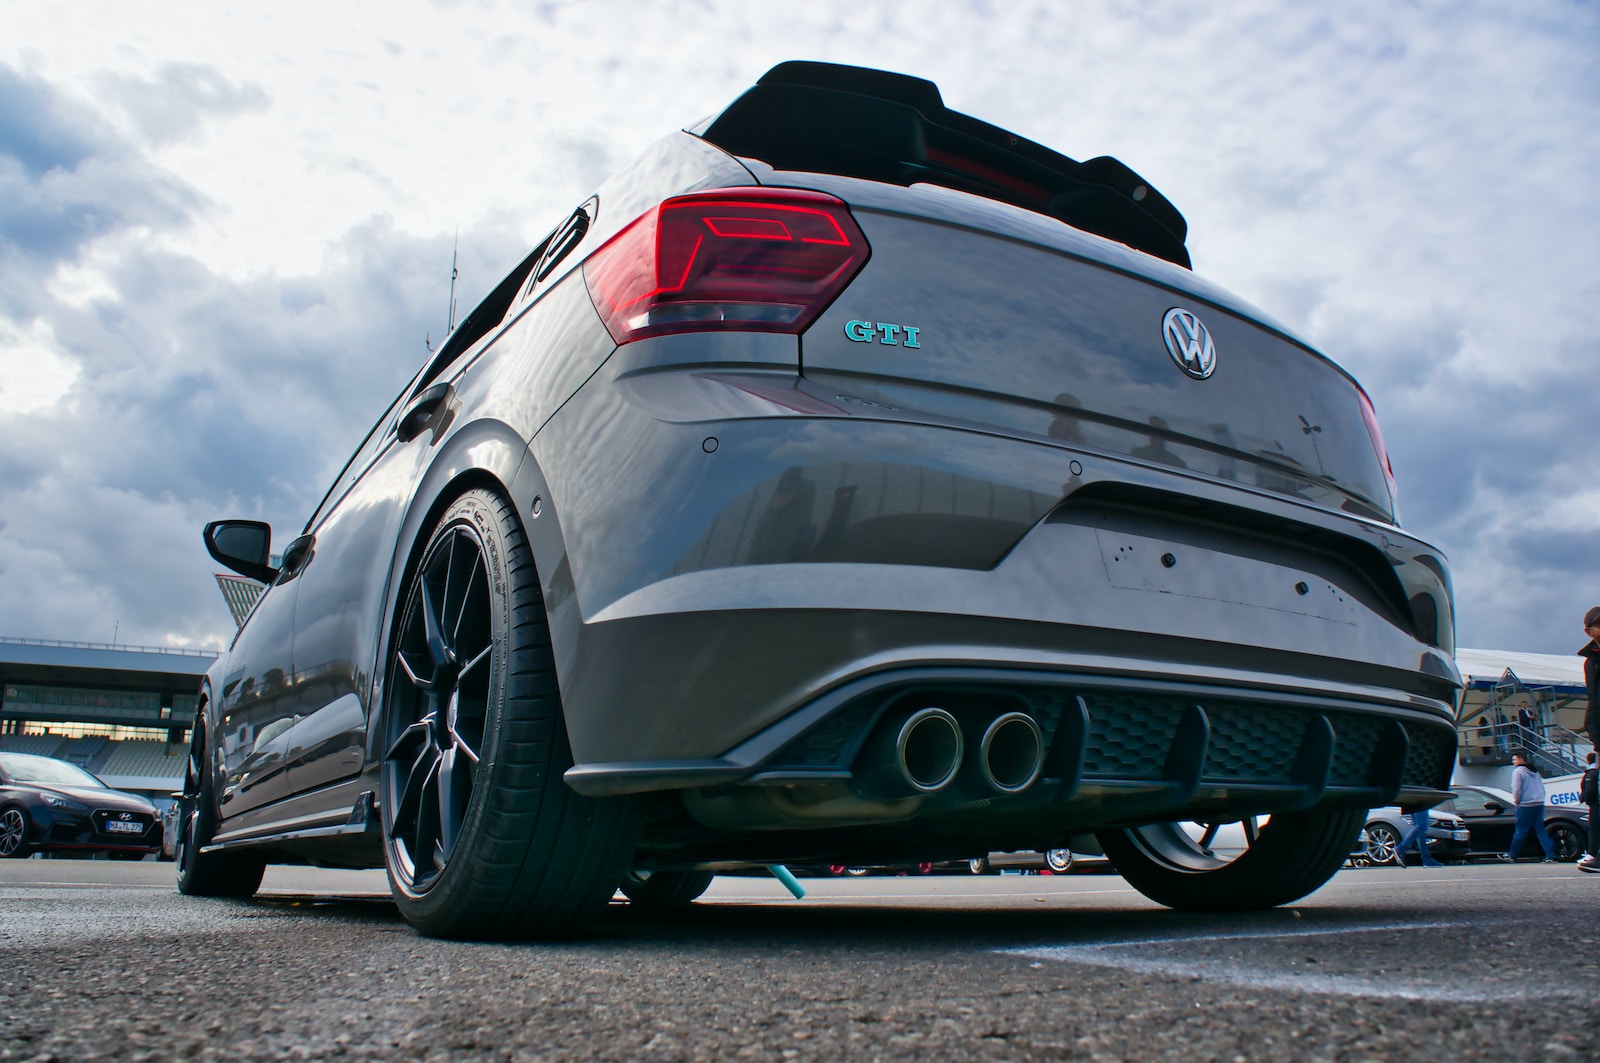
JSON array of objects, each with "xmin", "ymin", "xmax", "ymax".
[
  {"xmin": 1438, "ymin": 784, "xmax": 1590, "ymax": 862},
  {"xmin": 824, "ymin": 862, "xmax": 934, "ymax": 876},
  {"xmin": 1355, "ymin": 806, "xmax": 1471, "ymax": 865},
  {"xmin": 0, "ymin": 752, "xmax": 161, "ymax": 859},
  {"xmin": 968, "ymin": 842, "xmax": 1111, "ymax": 874},
  {"xmin": 182, "ymin": 60, "xmax": 1460, "ymax": 939}
]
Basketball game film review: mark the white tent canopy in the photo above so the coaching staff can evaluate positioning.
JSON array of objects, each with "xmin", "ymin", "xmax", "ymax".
[{"xmin": 1455, "ymin": 647, "xmax": 1587, "ymax": 692}]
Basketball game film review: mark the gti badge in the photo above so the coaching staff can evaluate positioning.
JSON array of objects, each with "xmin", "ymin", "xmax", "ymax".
[
  {"xmin": 844, "ymin": 320, "xmax": 921, "ymax": 348},
  {"xmin": 1161, "ymin": 307, "xmax": 1217, "ymax": 379}
]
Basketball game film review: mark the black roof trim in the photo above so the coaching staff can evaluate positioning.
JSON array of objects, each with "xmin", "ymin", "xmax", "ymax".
[{"xmin": 703, "ymin": 61, "xmax": 1189, "ymax": 269}]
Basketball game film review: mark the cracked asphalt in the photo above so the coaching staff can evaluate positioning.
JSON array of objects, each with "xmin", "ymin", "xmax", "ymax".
[{"xmin": 1, "ymin": 860, "xmax": 1596, "ymax": 1061}]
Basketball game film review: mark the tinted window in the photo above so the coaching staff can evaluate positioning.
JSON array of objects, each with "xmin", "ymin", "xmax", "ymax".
[{"xmin": 0, "ymin": 754, "xmax": 105, "ymax": 788}]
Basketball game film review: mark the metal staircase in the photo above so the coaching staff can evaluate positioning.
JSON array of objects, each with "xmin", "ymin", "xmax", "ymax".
[{"xmin": 1457, "ymin": 669, "xmax": 1589, "ymax": 776}]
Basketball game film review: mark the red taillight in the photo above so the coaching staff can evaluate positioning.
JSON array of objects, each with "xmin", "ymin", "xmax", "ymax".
[
  {"xmin": 583, "ymin": 188, "xmax": 870, "ymax": 344},
  {"xmin": 1357, "ymin": 387, "xmax": 1400, "ymax": 519}
]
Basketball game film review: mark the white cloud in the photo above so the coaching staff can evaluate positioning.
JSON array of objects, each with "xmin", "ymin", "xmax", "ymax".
[
  {"xmin": 0, "ymin": 319, "xmax": 78, "ymax": 413},
  {"xmin": 0, "ymin": 0, "xmax": 1595, "ymax": 654}
]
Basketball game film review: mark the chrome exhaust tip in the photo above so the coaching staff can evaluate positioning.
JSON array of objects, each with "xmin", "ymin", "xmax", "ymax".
[
  {"xmin": 852, "ymin": 707, "xmax": 963, "ymax": 800},
  {"xmin": 977, "ymin": 711, "xmax": 1045, "ymax": 794},
  {"xmin": 896, "ymin": 707, "xmax": 963, "ymax": 793}
]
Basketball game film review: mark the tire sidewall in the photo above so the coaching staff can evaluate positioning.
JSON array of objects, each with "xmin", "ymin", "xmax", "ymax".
[{"xmin": 381, "ymin": 491, "xmax": 514, "ymax": 917}]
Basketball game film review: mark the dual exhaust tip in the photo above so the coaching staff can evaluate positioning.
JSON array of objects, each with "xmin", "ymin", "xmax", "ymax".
[{"xmin": 854, "ymin": 707, "xmax": 1044, "ymax": 802}]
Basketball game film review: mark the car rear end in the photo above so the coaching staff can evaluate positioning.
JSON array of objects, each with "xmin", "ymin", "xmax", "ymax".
[{"xmin": 520, "ymin": 63, "xmax": 1458, "ymax": 873}]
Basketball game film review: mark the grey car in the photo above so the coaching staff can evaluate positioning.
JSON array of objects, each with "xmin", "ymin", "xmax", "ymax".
[
  {"xmin": 1357, "ymin": 806, "xmax": 1471, "ymax": 865},
  {"xmin": 185, "ymin": 61, "xmax": 1460, "ymax": 939}
]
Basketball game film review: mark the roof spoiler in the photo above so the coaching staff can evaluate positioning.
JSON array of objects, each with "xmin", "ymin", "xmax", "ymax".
[{"xmin": 698, "ymin": 61, "xmax": 1190, "ymax": 269}]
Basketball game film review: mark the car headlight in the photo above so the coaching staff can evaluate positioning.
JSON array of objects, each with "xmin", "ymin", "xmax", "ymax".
[{"xmin": 40, "ymin": 792, "xmax": 88, "ymax": 811}]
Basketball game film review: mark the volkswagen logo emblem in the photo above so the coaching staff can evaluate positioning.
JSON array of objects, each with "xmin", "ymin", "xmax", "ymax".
[{"xmin": 1162, "ymin": 307, "xmax": 1217, "ymax": 380}]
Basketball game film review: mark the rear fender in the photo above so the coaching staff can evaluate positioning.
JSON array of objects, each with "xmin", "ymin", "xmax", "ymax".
[{"xmin": 366, "ymin": 417, "xmax": 529, "ymax": 763}]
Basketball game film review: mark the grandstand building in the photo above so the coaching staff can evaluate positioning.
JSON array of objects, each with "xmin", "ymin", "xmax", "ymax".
[{"xmin": 0, "ymin": 637, "xmax": 215, "ymax": 808}]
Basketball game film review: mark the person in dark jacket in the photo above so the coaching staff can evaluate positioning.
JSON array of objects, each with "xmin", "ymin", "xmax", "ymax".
[
  {"xmin": 1581, "ymin": 606, "xmax": 1600, "ymax": 756},
  {"xmin": 1578, "ymin": 750, "xmax": 1598, "ymax": 873}
]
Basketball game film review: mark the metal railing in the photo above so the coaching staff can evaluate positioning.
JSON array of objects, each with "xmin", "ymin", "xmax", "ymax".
[
  {"xmin": 1458, "ymin": 720, "xmax": 1589, "ymax": 777},
  {"xmin": 0, "ymin": 635, "xmax": 217, "ymax": 659}
]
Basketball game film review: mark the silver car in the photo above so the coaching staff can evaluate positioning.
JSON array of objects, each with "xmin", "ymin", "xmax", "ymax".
[
  {"xmin": 184, "ymin": 60, "xmax": 1460, "ymax": 938},
  {"xmin": 1357, "ymin": 807, "xmax": 1471, "ymax": 865}
]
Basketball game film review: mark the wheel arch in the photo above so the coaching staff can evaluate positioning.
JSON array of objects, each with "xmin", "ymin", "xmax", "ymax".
[{"xmin": 366, "ymin": 418, "xmax": 579, "ymax": 762}]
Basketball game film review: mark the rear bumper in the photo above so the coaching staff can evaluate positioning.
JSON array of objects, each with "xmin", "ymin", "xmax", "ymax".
[{"xmin": 534, "ymin": 355, "xmax": 1459, "ymax": 823}]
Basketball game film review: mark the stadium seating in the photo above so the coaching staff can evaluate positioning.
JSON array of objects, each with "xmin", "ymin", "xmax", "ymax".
[
  {"xmin": 0, "ymin": 733, "xmax": 66, "ymax": 757},
  {"xmin": 98, "ymin": 739, "xmax": 187, "ymax": 780}
]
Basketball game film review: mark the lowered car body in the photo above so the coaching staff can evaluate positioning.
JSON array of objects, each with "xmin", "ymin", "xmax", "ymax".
[{"xmin": 181, "ymin": 62, "xmax": 1460, "ymax": 937}]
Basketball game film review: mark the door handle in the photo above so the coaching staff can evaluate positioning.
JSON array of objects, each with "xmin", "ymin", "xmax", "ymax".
[
  {"xmin": 396, "ymin": 381, "xmax": 452, "ymax": 443},
  {"xmin": 280, "ymin": 534, "xmax": 315, "ymax": 577}
]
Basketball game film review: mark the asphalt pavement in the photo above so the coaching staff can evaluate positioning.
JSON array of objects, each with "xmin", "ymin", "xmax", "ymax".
[{"xmin": 1, "ymin": 860, "xmax": 1596, "ymax": 1061}]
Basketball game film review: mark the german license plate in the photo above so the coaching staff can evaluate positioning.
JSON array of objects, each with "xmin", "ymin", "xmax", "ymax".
[{"xmin": 105, "ymin": 820, "xmax": 143, "ymax": 834}]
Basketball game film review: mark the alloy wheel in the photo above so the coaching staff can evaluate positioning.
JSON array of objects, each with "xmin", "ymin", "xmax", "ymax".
[
  {"xmin": 384, "ymin": 522, "xmax": 494, "ymax": 891},
  {"xmin": 1363, "ymin": 823, "xmax": 1401, "ymax": 866},
  {"xmin": 0, "ymin": 808, "xmax": 25, "ymax": 857}
]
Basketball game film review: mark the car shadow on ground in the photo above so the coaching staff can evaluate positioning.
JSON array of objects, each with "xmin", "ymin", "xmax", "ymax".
[{"xmin": 241, "ymin": 886, "xmax": 1471, "ymax": 955}]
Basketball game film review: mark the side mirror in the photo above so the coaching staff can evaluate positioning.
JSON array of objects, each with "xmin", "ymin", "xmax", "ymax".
[
  {"xmin": 203, "ymin": 520, "xmax": 279, "ymax": 584},
  {"xmin": 1482, "ymin": 801, "xmax": 1504, "ymax": 815}
]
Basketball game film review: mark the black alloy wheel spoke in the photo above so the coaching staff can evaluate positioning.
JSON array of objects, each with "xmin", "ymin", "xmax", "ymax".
[
  {"xmin": 419, "ymin": 568, "xmax": 456, "ymax": 675},
  {"xmin": 436, "ymin": 746, "xmax": 464, "ymax": 861},
  {"xmin": 395, "ymin": 650, "xmax": 433, "ymax": 692},
  {"xmin": 384, "ymin": 719, "xmax": 432, "ymax": 765},
  {"xmin": 457, "ymin": 643, "xmax": 492, "ymax": 682},
  {"xmin": 390, "ymin": 741, "xmax": 436, "ymax": 841},
  {"xmin": 454, "ymin": 733, "xmax": 481, "ymax": 765},
  {"xmin": 413, "ymin": 759, "xmax": 443, "ymax": 875},
  {"xmin": 1242, "ymin": 817, "xmax": 1260, "ymax": 846},
  {"xmin": 1197, "ymin": 823, "xmax": 1220, "ymax": 850},
  {"xmin": 451, "ymin": 561, "xmax": 483, "ymax": 648}
]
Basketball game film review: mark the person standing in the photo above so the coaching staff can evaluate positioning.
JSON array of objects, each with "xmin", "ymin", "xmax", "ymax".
[
  {"xmin": 1505, "ymin": 752, "xmax": 1557, "ymax": 862},
  {"xmin": 1394, "ymin": 807, "xmax": 1443, "ymax": 867},
  {"xmin": 1581, "ymin": 606, "xmax": 1599, "ymax": 762},
  {"xmin": 1578, "ymin": 750, "xmax": 1598, "ymax": 874}
]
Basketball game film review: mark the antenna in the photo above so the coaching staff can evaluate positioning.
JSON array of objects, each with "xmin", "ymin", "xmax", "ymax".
[{"xmin": 446, "ymin": 230, "xmax": 459, "ymax": 334}]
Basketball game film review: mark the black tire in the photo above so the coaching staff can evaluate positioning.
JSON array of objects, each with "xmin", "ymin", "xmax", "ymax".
[
  {"xmin": 1044, "ymin": 848, "xmax": 1073, "ymax": 873},
  {"xmin": 1097, "ymin": 809, "xmax": 1365, "ymax": 912},
  {"xmin": 176, "ymin": 723, "xmax": 266, "ymax": 898},
  {"xmin": 380, "ymin": 488, "xmax": 637, "ymax": 940},
  {"xmin": 0, "ymin": 806, "xmax": 32, "ymax": 858},
  {"xmin": 1362, "ymin": 822, "xmax": 1402, "ymax": 866},
  {"xmin": 1547, "ymin": 821, "xmax": 1585, "ymax": 862},
  {"xmin": 618, "ymin": 869, "xmax": 715, "ymax": 909}
]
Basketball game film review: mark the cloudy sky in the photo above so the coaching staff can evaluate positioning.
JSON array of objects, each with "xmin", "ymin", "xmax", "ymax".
[{"xmin": 0, "ymin": 1, "xmax": 1595, "ymax": 659}]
